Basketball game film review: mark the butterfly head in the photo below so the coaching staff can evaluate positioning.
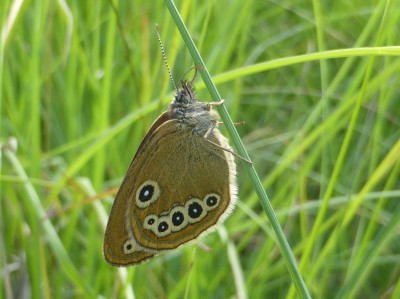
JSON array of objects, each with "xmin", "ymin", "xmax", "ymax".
[{"xmin": 171, "ymin": 81, "xmax": 197, "ymax": 108}]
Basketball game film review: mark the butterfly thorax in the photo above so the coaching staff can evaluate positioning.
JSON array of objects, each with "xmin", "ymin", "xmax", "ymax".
[{"xmin": 169, "ymin": 81, "xmax": 219, "ymax": 136}]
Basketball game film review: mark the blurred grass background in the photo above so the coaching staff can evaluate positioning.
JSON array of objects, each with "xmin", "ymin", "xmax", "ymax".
[{"xmin": 1, "ymin": 0, "xmax": 400, "ymax": 298}]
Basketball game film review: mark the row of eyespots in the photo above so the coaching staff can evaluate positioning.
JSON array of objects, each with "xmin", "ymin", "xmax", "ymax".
[{"xmin": 143, "ymin": 193, "xmax": 221, "ymax": 237}]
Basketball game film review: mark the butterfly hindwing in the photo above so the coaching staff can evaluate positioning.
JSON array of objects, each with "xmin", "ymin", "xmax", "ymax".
[{"xmin": 128, "ymin": 120, "xmax": 236, "ymax": 250}]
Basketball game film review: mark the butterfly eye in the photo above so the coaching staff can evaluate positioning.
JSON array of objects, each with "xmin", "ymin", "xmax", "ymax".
[
  {"xmin": 203, "ymin": 193, "xmax": 221, "ymax": 211},
  {"xmin": 176, "ymin": 89, "xmax": 191, "ymax": 105},
  {"xmin": 135, "ymin": 180, "xmax": 160, "ymax": 208}
]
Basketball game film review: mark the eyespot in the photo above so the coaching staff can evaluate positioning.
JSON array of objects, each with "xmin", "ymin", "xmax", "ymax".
[
  {"xmin": 172, "ymin": 211, "xmax": 184, "ymax": 226},
  {"xmin": 170, "ymin": 206, "xmax": 189, "ymax": 232},
  {"xmin": 123, "ymin": 239, "xmax": 136, "ymax": 254},
  {"xmin": 203, "ymin": 193, "xmax": 221, "ymax": 211},
  {"xmin": 185, "ymin": 198, "xmax": 207, "ymax": 224},
  {"xmin": 135, "ymin": 180, "xmax": 160, "ymax": 208},
  {"xmin": 158, "ymin": 222, "xmax": 169, "ymax": 233},
  {"xmin": 155, "ymin": 216, "xmax": 172, "ymax": 237},
  {"xmin": 143, "ymin": 214, "xmax": 158, "ymax": 230}
]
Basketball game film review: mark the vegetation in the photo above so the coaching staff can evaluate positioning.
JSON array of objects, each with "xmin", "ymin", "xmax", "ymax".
[{"xmin": 1, "ymin": 0, "xmax": 399, "ymax": 298}]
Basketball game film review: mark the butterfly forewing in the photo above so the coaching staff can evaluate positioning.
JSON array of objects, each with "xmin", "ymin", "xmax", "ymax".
[
  {"xmin": 103, "ymin": 117, "xmax": 236, "ymax": 266},
  {"xmin": 103, "ymin": 112, "xmax": 171, "ymax": 266}
]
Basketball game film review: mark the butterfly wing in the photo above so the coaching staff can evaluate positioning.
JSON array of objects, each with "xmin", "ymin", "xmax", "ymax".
[
  {"xmin": 104, "ymin": 117, "xmax": 237, "ymax": 266},
  {"xmin": 103, "ymin": 111, "xmax": 171, "ymax": 266}
]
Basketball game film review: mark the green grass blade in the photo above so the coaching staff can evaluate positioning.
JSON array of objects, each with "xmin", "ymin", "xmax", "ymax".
[{"xmin": 164, "ymin": 0, "xmax": 311, "ymax": 298}]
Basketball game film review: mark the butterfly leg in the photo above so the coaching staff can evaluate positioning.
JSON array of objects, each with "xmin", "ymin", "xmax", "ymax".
[
  {"xmin": 203, "ymin": 124, "xmax": 252, "ymax": 164},
  {"xmin": 206, "ymin": 99, "xmax": 225, "ymax": 110},
  {"xmin": 180, "ymin": 65, "xmax": 205, "ymax": 83},
  {"xmin": 217, "ymin": 121, "xmax": 245, "ymax": 126},
  {"xmin": 203, "ymin": 136, "xmax": 252, "ymax": 164}
]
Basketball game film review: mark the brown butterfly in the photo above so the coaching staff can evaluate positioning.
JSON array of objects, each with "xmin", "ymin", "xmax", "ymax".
[{"xmin": 103, "ymin": 29, "xmax": 238, "ymax": 267}]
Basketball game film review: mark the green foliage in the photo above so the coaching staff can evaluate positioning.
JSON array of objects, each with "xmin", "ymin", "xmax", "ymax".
[{"xmin": 1, "ymin": 0, "xmax": 400, "ymax": 298}]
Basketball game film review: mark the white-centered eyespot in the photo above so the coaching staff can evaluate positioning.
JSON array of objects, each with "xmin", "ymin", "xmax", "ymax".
[
  {"xmin": 170, "ymin": 206, "xmax": 189, "ymax": 232},
  {"xmin": 143, "ymin": 214, "xmax": 158, "ymax": 230},
  {"xmin": 185, "ymin": 198, "xmax": 207, "ymax": 224},
  {"xmin": 203, "ymin": 193, "xmax": 221, "ymax": 211},
  {"xmin": 123, "ymin": 239, "xmax": 136, "ymax": 254},
  {"xmin": 154, "ymin": 216, "xmax": 172, "ymax": 237},
  {"xmin": 135, "ymin": 180, "xmax": 160, "ymax": 208}
]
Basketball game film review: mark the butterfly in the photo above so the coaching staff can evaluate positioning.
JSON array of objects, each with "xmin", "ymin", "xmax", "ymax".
[
  {"xmin": 103, "ymin": 78, "xmax": 238, "ymax": 266},
  {"xmin": 103, "ymin": 27, "xmax": 238, "ymax": 266}
]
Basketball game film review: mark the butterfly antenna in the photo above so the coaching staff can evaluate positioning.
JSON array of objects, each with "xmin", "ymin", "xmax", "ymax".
[{"xmin": 156, "ymin": 24, "xmax": 178, "ymax": 92}]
